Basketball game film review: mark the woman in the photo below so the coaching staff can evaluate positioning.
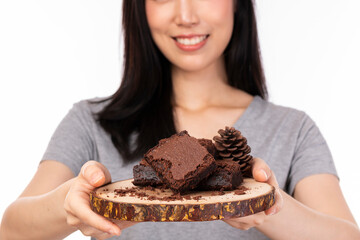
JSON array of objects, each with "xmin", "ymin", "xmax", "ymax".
[{"xmin": 1, "ymin": 0, "xmax": 359, "ymax": 239}]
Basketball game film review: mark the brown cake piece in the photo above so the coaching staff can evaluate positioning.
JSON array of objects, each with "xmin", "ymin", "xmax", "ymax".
[
  {"xmin": 133, "ymin": 159, "xmax": 162, "ymax": 187},
  {"xmin": 199, "ymin": 160, "xmax": 243, "ymax": 191},
  {"xmin": 197, "ymin": 138, "xmax": 217, "ymax": 157},
  {"xmin": 144, "ymin": 131, "xmax": 216, "ymax": 193},
  {"xmin": 133, "ymin": 139, "xmax": 217, "ymax": 188},
  {"xmin": 139, "ymin": 158, "xmax": 150, "ymax": 166}
]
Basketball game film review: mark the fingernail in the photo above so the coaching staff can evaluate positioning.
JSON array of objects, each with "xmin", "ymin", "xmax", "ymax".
[
  {"xmin": 109, "ymin": 228, "xmax": 119, "ymax": 236},
  {"xmin": 91, "ymin": 173, "xmax": 102, "ymax": 185},
  {"xmin": 260, "ymin": 169, "xmax": 268, "ymax": 180}
]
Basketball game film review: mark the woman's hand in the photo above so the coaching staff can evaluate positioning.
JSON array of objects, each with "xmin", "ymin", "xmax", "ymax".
[
  {"xmin": 64, "ymin": 161, "xmax": 136, "ymax": 239},
  {"xmin": 223, "ymin": 157, "xmax": 283, "ymax": 230}
]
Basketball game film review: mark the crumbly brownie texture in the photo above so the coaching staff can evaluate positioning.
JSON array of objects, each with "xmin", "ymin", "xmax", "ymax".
[
  {"xmin": 144, "ymin": 131, "xmax": 216, "ymax": 193},
  {"xmin": 199, "ymin": 160, "xmax": 243, "ymax": 191},
  {"xmin": 197, "ymin": 138, "xmax": 217, "ymax": 157},
  {"xmin": 139, "ymin": 158, "xmax": 149, "ymax": 166},
  {"xmin": 133, "ymin": 139, "xmax": 217, "ymax": 187},
  {"xmin": 133, "ymin": 159, "xmax": 243, "ymax": 191},
  {"xmin": 133, "ymin": 163, "xmax": 162, "ymax": 187}
]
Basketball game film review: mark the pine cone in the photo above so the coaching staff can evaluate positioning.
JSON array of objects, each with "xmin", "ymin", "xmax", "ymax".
[{"xmin": 213, "ymin": 126, "xmax": 253, "ymax": 176}]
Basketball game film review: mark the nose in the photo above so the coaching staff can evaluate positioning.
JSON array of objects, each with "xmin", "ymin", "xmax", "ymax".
[{"xmin": 174, "ymin": 0, "xmax": 199, "ymax": 27}]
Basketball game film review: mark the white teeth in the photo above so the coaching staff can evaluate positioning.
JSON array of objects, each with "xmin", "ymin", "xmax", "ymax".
[{"xmin": 175, "ymin": 35, "xmax": 207, "ymax": 45}]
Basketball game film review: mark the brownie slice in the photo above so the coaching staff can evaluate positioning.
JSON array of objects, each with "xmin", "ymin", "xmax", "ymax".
[
  {"xmin": 197, "ymin": 138, "xmax": 217, "ymax": 157},
  {"xmin": 144, "ymin": 131, "xmax": 216, "ymax": 193},
  {"xmin": 199, "ymin": 160, "xmax": 243, "ymax": 191},
  {"xmin": 133, "ymin": 139, "xmax": 216, "ymax": 188},
  {"xmin": 133, "ymin": 159, "xmax": 162, "ymax": 187}
]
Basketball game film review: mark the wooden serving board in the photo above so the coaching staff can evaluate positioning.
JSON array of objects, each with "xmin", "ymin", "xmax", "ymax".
[{"xmin": 90, "ymin": 178, "xmax": 275, "ymax": 222}]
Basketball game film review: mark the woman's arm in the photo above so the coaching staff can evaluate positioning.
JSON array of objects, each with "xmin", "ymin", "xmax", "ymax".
[
  {"xmin": 258, "ymin": 174, "xmax": 360, "ymax": 240},
  {"xmin": 0, "ymin": 161, "xmax": 77, "ymax": 239},
  {"xmin": 224, "ymin": 158, "xmax": 360, "ymax": 239},
  {"xmin": 0, "ymin": 160, "xmax": 127, "ymax": 240}
]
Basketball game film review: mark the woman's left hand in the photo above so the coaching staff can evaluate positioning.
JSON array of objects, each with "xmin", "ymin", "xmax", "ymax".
[{"xmin": 223, "ymin": 157, "xmax": 283, "ymax": 230}]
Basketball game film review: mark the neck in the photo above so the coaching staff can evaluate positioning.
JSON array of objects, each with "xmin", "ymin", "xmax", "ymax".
[{"xmin": 171, "ymin": 56, "xmax": 230, "ymax": 111}]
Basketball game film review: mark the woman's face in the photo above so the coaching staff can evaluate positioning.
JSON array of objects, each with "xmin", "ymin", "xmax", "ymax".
[{"xmin": 145, "ymin": 0, "xmax": 235, "ymax": 72}]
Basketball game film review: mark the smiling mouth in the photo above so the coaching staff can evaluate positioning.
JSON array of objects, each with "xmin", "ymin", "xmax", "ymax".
[{"xmin": 173, "ymin": 35, "xmax": 209, "ymax": 46}]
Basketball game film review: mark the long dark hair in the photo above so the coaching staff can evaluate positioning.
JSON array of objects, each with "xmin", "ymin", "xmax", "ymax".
[{"xmin": 97, "ymin": 0, "xmax": 267, "ymax": 163}]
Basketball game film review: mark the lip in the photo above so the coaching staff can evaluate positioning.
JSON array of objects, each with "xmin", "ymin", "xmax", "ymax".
[{"xmin": 172, "ymin": 34, "xmax": 209, "ymax": 52}]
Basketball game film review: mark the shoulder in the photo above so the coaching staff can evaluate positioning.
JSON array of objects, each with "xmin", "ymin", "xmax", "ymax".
[
  {"xmin": 254, "ymin": 96, "xmax": 305, "ymax": 117},
  {"xmin": 59, "ymin": 97, "xmax": 112, "ymax": 131},
  {"xmin": 70, "ymin": 97, "xmax": 111, "ymax": 118},
  {"xmin": 248, "ymin": 96, "xmax": 315, "ymax": 131}
]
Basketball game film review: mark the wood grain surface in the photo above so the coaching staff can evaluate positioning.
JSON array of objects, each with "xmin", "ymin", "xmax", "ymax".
[{"xmin": 90, "ymin": 178, "xmax": 275, "ymax": 222}]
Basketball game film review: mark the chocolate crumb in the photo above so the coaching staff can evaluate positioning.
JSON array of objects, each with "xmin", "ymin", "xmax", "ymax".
[
  {"xmin": 183, "ymin": 195, "xmax": 191, "ymax": 200},
  {"xmin": 112, "ymin": 184, "xmax": 249, "ymax": 202},
  {"xmin": 234, "ymin": 186, "xmax": 249, "ymax": 195},
  {"xmin": 192, "ymin": 195, "xmax": 202, "ymax": 201}
]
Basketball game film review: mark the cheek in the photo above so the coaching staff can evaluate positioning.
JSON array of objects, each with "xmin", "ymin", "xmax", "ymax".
[
  {"xmin": 145, "ymin": 1, "xmax": 172, "ymax": 35},
  {"xmin": 199, "ymin": 0, "xmax": 234, "ymax": 18},
  {"xmin": 214, "ymin": 1, "xmax": 234, "ymax": 27},
  {"xmin": 208, "ymin": 2, "xmax": 235, "ymax": 51},
  {"xmin": 145, "ymin": 2, "xmax": 159, "ymax": 33},
  {"xmin": 199, "ymin": 0, "xmax": 234, "ymax": 36}
]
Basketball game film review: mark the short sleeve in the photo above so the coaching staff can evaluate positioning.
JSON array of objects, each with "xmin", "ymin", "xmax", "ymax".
[
  {"xmin": 287, "ymin": 114, "xmax": 338, "ymax": 195},
  {"xmin": 41, "ymin": 101, "xmax": 94, "ymax": 175}
]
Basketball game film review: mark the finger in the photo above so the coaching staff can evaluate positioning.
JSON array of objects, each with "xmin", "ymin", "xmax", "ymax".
[
  {"xmin": 77, "ymin": 223, "xmax": 115, "ymax": 240},
  {"xmin": 265, "ymin": 188, "xmax": 283, "ymax": 216},
  {"xmin": 93, "ymin": 233, "xmax": 114, "ymax": 240},
  {"xmin": 112, "ymin": 220, "xmax": 138, "ymax": 230},
  {"xmin": 93, "ymin": 232, "xmax": 114, "ymax": 240},
  {"xmin": 251, "ymin": 158, "xmax": 271, "ymax": 182},
  {"xmin": 223, "ymin": 212, "xmax": 265, "ymax": 230},
  {"xmin": 80, "ymin": 161, "xmax": 112, "ymax": 187},
  {"xmin": 70, "ymin": 196, "xmax": 121, "ymax": 236},
  {"xmin": 223, "ymin": 219, "xmax": 252, "ymax": 230},
  {"xmin": 262, "ymin": 169, "xmax": 281, "ymax": 216},
  {"xmin": 266, "ymin": 170, "xmax": 279, "ymax": 188}
]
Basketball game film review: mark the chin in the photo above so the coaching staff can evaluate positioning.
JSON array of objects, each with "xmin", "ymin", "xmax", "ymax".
[
  {"xmin": 178, "ymin": 65, "xmax": 206, "ymax": 72},
  {"xmin": 172, "ymin": 59, "xmax": 212, "ymax": 73}
]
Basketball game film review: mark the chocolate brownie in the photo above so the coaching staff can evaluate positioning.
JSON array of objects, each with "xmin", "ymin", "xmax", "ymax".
[
  {"xmin": 133, "ymin": 160, "xmax": 162, "ymax": 187},
  {"xmin": 197, "ymin": 138, "xmax": 217, "ymax": 157},
  {"xmin": 199, "ymin": 160, "xmax": 243, "ymax": 191},
  {"xmin": 139, "ymin": 158, "xmax": 150, "ymax": 166},
  {"xmin": 133, "ymin": 140, "xmax": 217, "ymax": 188},
  {"xmin": 144, "ymin": 131, "xmax": 216, "ymax": 193}
]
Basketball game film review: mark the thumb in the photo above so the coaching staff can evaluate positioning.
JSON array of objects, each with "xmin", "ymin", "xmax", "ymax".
[
  {"xmin": 80, "ymin": 161, "xmax": 112, "ymax": 187},
  {"xmin": 251, "ymin": 157, "xmax": 271, "ymax": 182}
]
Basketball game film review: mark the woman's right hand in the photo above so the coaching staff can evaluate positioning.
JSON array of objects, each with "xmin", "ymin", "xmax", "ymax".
[{"xmin": 64, "ymin": 161, "xmax": 133, "ymax": 239}]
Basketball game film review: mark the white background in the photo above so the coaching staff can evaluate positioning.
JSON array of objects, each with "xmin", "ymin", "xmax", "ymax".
[{"xmin": 0, "ymin": 0, "xmax": 359, "ymax": 239}]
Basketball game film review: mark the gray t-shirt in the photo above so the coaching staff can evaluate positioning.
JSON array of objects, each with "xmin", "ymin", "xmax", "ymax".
[{"xmin": 42, "ymin": 96, "xmax": 338, "ymax": 240}]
